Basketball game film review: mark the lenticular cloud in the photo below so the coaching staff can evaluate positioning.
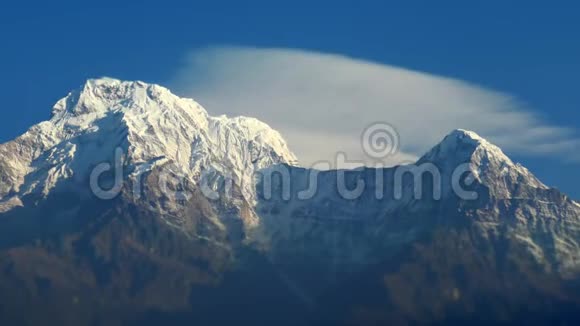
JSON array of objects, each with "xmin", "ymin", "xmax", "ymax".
[{"xmin": 171, "ymin": 46, "xmax": 580, "ymax": 167}]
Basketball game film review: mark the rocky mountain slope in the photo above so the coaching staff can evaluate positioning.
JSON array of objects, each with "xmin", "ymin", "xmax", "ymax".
[{"xmin": 0, "ymin": 78, "xmax": 579, "ymax": 325}]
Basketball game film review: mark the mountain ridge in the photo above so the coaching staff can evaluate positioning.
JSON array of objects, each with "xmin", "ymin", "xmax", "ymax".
[
  {"xmin": 0, "ymin": 78, "xmax": 296, "ymax": 213},
  {"xmin": 1, "ymin": 78, "xmax": 563, "ymax": 207},
  {"xmin": 0, "ymin": 78, "xmax": 579, "ymax": 325}
]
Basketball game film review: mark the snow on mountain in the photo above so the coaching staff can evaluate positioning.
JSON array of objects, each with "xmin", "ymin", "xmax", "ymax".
[
  {"xmin": 249, "ymin": 129, "xmax": 580, "ymax": 277},
  {"xmin": 418, "ymin": 128, "xmax": 548, "ymax": 199},
  {"xmin": 1, "ymin": 78, "xmax": 579, "ymax": 276},
  {"xmin": 0, "ymin": 78, "xmax": 297, "ymax": 213},
  {"xmin": 1, "ymin": 79, "xmax": 580, "ymax": 324}
]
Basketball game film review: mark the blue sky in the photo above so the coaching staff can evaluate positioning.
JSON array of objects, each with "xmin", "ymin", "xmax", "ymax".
[{"xmin": 0, "ymin": 1, "xmax": 579, "ymax": 197}]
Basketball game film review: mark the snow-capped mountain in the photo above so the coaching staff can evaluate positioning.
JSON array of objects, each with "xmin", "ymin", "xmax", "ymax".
[
  {"xmin": 252, "ymin": 127, "xmax": 580, "ymax": 281},
  {"xmin": 0, "ymin": 78, "xmax": 579, "ymax": 325},
  {"xmin": 418, "ymin": 128, "xmax": 549, "ymax": 199},
  {"xmin": 0, "ymin": 78, "xmax": 296, "ymax": 216}
]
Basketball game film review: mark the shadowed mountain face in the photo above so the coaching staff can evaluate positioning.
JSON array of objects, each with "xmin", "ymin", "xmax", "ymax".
[{"xmin": 0, "ymin": 79, "xmax": 579, "ymax": 325}]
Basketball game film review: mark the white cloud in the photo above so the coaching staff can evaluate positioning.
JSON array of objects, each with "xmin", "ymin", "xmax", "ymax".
[{"xmin": 170, "ymin": 46, "xmax": 580, "ymax": 168}]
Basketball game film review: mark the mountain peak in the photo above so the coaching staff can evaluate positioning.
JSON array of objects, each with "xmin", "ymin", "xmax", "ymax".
[
  {"xmin": 419, "ymin": 129, "xmax": 507, "ymax": 165},
  {"xmin": 81, "ymin": 77, "xmax": 160, "ymax": 90},
  {"xmin": 417, "ymin": 129, "xmax": 548, "ymax": 197},
  {"xmin": 446, "ymin": 128, "xmax": 485, "ymax": 144},
  {"xmin": 84, "ymin": 76, "xmax": 124, "ymax": 87},
  {"xmin": 51, "ymin": 77, "xmax": 180, "ymax": 118},
  {"xmin": 1, "ymin": 79, "xmax": 297, "ymax": 208}
]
